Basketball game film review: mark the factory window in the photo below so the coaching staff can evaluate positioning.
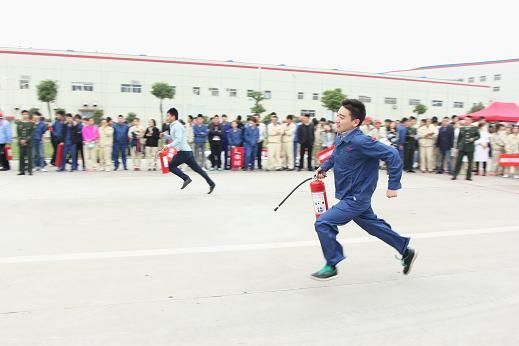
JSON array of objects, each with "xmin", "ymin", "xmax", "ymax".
[
  {"xmin": 209, "ymin": 88, "xmax": 219, "ymax": 96},
  {"xmin": 121, "ymin": 83, "xmax": 141, "ymax": 93},
  {"xmin": 479, "ymin": 76, "xmax": 486, "ymax": 82},
  {"xmin": 457, "ymin": 78, "xmax": 464, "ymax": 82},
  {"xmin": 468, "ymin": 77, "xmax": 475, "ymax": 83},
  {"xmin": 493, "ymin": 86, "xmax": 501, "ymax": 92},
  {"xmin": 72, "ymin": 82, "xmax": 94, "ymax": 92},
  {"xmin": 19, "ymin": 79, "xmax": 30, "ymax": 89},
  {"xmin": 494, "ymin": 74, "xmax": 501, "ymax": 81},
  {"xmin": 193, "ymin": 87, "xmax": 200, "ymax": 95},
  {"xmin": 408, "ymin": 99, "xmax": 421, "ymax": 106},
  {"xmin": 453, "ymin": 102, "xmax": 464, "ymax": 108},
  {"xmin": 300, "ymin": 109, "xmax": 315, "ymax": 117},
  {"xmin": 297, "ymin": 92, "xmax": 304, "ymax": 100},
  {"xmin": 264, "ymin": 90, "xmax": 272, "ymax": 99},
  {"xmin": 384, "ymin": 97, "xmax": 397, "ymax": 105},
  {"xmin": 228, "ymin": 88, "xmax": 237, "ymax": 97},
  {"xmin": 432, "ymin": 100, "xmax": 443, "ymax": 107},
  {"xmin": 359, "ymin": 95, "xmax": 371, "ymax": 103},
  {"xmin": 247, "ymin": 90, "xmax": 254, "ymax": 97},
  {"xmin": 312, "ymin": 93, "xmax": 319, "ymax": 101}
]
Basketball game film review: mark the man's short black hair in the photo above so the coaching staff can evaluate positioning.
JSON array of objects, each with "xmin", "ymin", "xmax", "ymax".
[
  {"xmin": 188, "ymin": 115, "xmax": 194, "ymax": 120},
  {"xmin": 287, "ymin": 115, "xmax": 294, "ymax": 120},
  {"xmin": 56, "ymin": 110, "xmax": 66, "ymax": 116},
  {"xmin": 118, "ymin": 114, "xmax": 124, "ymax": 118},
  {"xmin": 65, "ymin": 113, "xmax": 73, "ymax": 118},
  {"xmin": 74, "ymin": 114, "xmax": 82, "ymax": 120},
  {"xmin": 341, "ymin": 99, "xmax": 366, "ymax": 126},
  {"xmin": 409, "ymin": 116, "xmax": 416, "ymax": 121},
  {"xmin": 133, "ymin": 117, "xmax": 140, "ymax": 121},
  {"xmin": 196, "ymin": 114, "xmax": 204, "ymax": 119},
  {"xmin": 33, "ymin": 111, "xmax": 42, "ymax": 116},
  {"xmin": 222, "ymin": 114, "xmax": 227, "ymax": 118},
  {"xmin": 401, "ymin": 117, "xmax": 408, "ymax": 123},
  {"xmin": 167, "ymin": 108, "xmax": 179, "ymax": 119},
  {"xmin": 106, "ymin": 117, "xmax": 112, "ymax": 122},
  {"xmin": 21, "ymin": 110, "xmax": 29, "ymax": 114}
]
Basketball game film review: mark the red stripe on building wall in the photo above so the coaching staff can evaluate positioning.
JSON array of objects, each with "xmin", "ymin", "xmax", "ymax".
[{"xmin": 0, "ymin": 49, "xmax": 490, "ymax": 88}]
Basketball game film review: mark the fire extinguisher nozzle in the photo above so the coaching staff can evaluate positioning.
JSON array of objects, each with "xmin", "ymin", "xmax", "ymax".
[{"xmin": 274, "ymin": 207, "xmax": 279, "ymax": 212}]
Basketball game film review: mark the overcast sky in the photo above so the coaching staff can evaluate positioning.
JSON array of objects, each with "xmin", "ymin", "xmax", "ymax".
[{"xmin": 3, "ymin": 0, "xmax": 517, "ymax": 72}]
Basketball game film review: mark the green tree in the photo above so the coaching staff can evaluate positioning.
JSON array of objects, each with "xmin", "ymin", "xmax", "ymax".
[
  {"xmin": 93, "ymin": 109, "xmax": 104, "ymax": 125},
  {"xmin": 37, "ymin": 80, "xmax": 58, "ymax": 121},
  {"xmin": 249, "ymin": 91, "xmax": 266, "ymax": 115},
  {"xmin": 321, "ymin": 88, "xmax": 346, "ymax": 113},
  {"xmin": 413, "ymin": 103, "xmax": 428, "ymax": 115},
  {"xmin": 126, "ymin": 112, "xmax": 138, "ymax": 124},
  {"xmin": 468, "ymin": 102, "xmax": 485, "ymax": 114},
  {"xmin": 151, "ymin": 82, "xmax": 175, "ymax": 124}
]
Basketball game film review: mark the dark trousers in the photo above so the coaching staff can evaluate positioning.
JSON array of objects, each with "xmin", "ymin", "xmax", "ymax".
[
  {"xmin": 404, "ymin": 145, "xmax": 415, "ymax": 171},
  {"xmin": 256, "ymin": 141, "xmax": 263, "ymax": 169},
  {"xmin": 113, "ymin": 142, "xmax": 128, "ymax": 169},
  {"xmin": 19, "ymin": 142, "xmax": 33, "ymax": 173},
  {"xmin": 438, "ymin": 149, "xmax": 452, "ymax": 173},
  {"xmin": 453, "ymin": 150, "xmax": 474, "ymax": 179},
  {"xmin": 299, "ymin": 143, "xmax": 313, "ymax": 170},
  {"xmin": 60, "ymin": 143, "xmax": 77, "ymax": 170},
  {"xmin": 169, "ymin": 151, "xmax": 215, "ymax": 186},
  {"xmin": 0, "ymin": 143, "xmax": 10, "ymax": 169},
  {"xmin": 222, "ymin": 143, "xmax": 229, "ymax": 169},
  {"xmin": 77, "ymin": 143, "xmax": 85, "ymax": 169},
  {"xmin": 209, "ymin": 141, "xmax": 222, "ymax": 168},
  {"xmin": 51, "ymin": 139, "xmax": 59, "ymax": 165}
]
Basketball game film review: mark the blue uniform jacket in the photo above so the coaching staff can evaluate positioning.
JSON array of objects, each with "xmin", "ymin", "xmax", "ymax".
[
  {"xmin": 0, "ymin": 120, "xmax": 13, "ymax": 144},
  {"xmin": 193, "ymin": 124, "xmax": 208, "ymax": 144},
  {"xmin": 397, "ymin": 124, "xmax": 407, "ymax": 147},
  {"xmin": 51, "ymin": 120, "xmax": 64, "ymax": 141},
  {"xmin": 244, "ymin": 125, "xmax": 259, "ymax": 146},
  {"xmin": 33, "ymin": 121, "xmax": 48, "ymax": 141},
  {"xmin": 320, "ymin": 127, "xmax": 403, "ymax": 202},
  {"xmin": 113, "ymin": 123, "xmax": 129, "ymax": 144},
  {"xmin": 221, "ymin": 122, "xmax": 231, "ymax": 145},
  {"xmin": 227, "ymin": 128, "xmax": 243, "ymax": 147}
]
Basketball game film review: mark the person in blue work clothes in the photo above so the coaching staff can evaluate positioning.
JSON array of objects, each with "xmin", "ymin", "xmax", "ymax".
[
  {"xmin": 163, "ymin": 108, "xmax": 215, "ymax": 194},
  {"xmin": 243, "ymin": 117, "xmax": 259, "ymax": 171},
  {"xmin": 396, "ymin": 117, "xmax": 408, "ymax": 162},
  {"xmin": 193, "ymin": 115, "xmax": 208, "ymax": 169},
  {"xmin": 50, "ymin": 110, "xmax": 65, "ymax": 166},
  {"xmin": 112, "ymin": 115, "xmax": 129, "ymax": 170},
  {"xmin": 58, "ymin": 114, "xmax": 78, "ymax": 172},
  {"xmin": 32, "ymin": 111, "xmax": 48, "ymax": 171},
  {"xmin": 312, "ymin": 99, "xmax": 417, "ymax": 280}
]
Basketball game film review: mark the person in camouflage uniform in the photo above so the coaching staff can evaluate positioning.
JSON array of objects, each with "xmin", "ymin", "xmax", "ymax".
[
  {"xmin": 17, "ymin": 110, "xmax": 35, "ymax": 175},
  {"xmin": 452, "ymin": 116, "xmax": 480, "ymax": 181}
]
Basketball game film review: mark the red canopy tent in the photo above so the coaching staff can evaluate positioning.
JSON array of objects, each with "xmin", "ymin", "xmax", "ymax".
[{"xmin": 462, "ymin": 102, "xmax": 519, "ymax": 122}]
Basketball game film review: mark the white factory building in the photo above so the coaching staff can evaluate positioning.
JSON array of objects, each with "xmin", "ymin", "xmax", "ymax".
[
  {"xmin": 386, "ymin": 58, "xmax": 519, "ymax": 105},
  {"xmin": 0, "ymin": 48, "xmax": 491, "ymax": 123}
]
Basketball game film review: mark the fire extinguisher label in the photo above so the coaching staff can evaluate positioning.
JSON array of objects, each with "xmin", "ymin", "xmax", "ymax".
[
  {"xmin": 312, "ymin": 192, "xmax": 327, "ymax": 215},
  {"xmin": 162, "ymin": 155, "xmax": 168, "ymax": 166}
]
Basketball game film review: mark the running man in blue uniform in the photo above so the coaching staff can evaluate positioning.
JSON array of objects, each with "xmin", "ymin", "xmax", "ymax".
[{"xmin": 312, "ymin": 99, "xmax": 417, "ymax": 280}]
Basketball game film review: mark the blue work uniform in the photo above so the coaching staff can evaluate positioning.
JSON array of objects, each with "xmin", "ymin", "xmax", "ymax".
[
  {"xmin": 227, "ymin": 128, "xmax": 243, "ymax": 147},
  {"xmin": 112, "ymin": 123, "xmax": 129, "ymax": 169},
  {"xmin": 32, "ymin": 121, "xmax": 48, "ymax": 168},
  {"xmin": 316, "ymin": 127, "xmax": 410, "ymax": 266},
  {"xmin": 243, "ymin": 125, "xmax": 259, "ymax": 169}
]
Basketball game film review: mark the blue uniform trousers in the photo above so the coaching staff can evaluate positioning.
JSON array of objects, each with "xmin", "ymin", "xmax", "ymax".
[
  {"xmin": 315, "ymin": 198, "xmax": 410, "ymax": 266},
  {"xmin": 113, "ymin": 142, "xmax": 127, "ymax": 169},
  {"xmin": 244, "ymin": 144, "xmax": 257, "ymax": 169},
  {"xmin": 60, "ymin": 143, "xmax": 77, "ymax": 170}
]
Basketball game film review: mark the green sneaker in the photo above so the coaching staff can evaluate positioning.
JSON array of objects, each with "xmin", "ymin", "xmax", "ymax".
[{"xmin": 311, "ymin": 264, "xmax": 338, "ymax": 281}]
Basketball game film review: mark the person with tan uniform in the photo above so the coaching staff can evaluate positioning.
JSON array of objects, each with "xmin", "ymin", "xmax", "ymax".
[
  {"xmin": 266, "ymin": 114, "xmax": 283, "ymax": 171},
  {"xmin": 281, "ymin": 114, "xmax": 296, "ymax": 170},
  {"xmin": 490, "ymin": 124, "xmax": 507, "ymax": 176},
  {"xmin": 503, "ymin": 125, "xmax": 519, "ymax": 178},
  {"xmin": 128, "ymin": 118, "xmax": 145, "ymax": 171},
  {"xmin": 312, "ymin": 118, "xmax": 325, "ymax": 168},
  {"xmin": 98, "ymin": 118, "xmax": 114, "ymax": 171},
  {"xmin": 418, "ymin": 118, "xmax": 438, "ymax": 173}
]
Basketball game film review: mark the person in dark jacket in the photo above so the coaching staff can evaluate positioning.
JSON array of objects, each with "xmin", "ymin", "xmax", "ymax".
[
  {"xmin": 220, "ymin": 114, "xmax": 232, "ymax": 169},
  {"xmin": 208, "ymin": 115, "xmax": 224, "ymax": 170},
  {"xmin": 58, "ymin": 114, "xmax": 79, "ymax": 172},
  {"xmin": 73, "ymin": 114, "xmax": 85, "ymax": 170},
  {"xmin": 112, "ymin": 115, "xmax": 130, "ymax": 170},
  {"xmin": 144, "ymin": 119, "xmax": 160, "ymax": 171},
  {"xmin": 436, "ymin": 117, "xmax": 455, "ymax": 174},
  {"xmin": 50, "ymin": 110, "xmax": 65, "ymax": 166},
  {"xmin": 396, "ymin": 117, "xmax": 408, "ymax": 161},
  {"xmin": 297, "ymin": 114, "xmax": 315, "ymax": 171}
]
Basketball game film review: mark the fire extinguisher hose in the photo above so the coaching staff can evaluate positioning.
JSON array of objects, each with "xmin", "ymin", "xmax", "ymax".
[{"xmin": 274, "ymin": 177, "xmax": 314, "ymax": 212}]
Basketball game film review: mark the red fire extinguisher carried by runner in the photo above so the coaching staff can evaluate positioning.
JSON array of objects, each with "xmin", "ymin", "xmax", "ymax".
[
  {"xmin": 274, "ymin": 176, "xmax": 329, "ymax": 219},
  {"xmin": 159, "ymin": 147, "xmax": 178, "ymax": 174},
  {"xmin": 55, "ymin": 143, "xmax": 64, "ymax": 168}
]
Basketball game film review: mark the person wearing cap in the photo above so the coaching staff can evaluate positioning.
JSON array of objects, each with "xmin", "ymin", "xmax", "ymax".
[
  {"xmin": 313, "ymin": 99, "xmax": 416, "ymax": 280},
  {"xmin": 0, "ymin": 113, "xmax": 13, "ymax": 171},
  {"xmin": 16, "ymin": 110, "xmax": 35, "ymax": 175},
  {"xmin": 162, "ymin": 108, "xmax": 215, "ymax": 194},
  {"xmin": 50, "ymin": 110, "xmax": 65, "ymax": 166},
  {"xmin": 452, "ymin": 116, "xmax": 480, "ymax": 181},
  {"xmin": 112, "ymin": 115, "xmax": 129, "ymax": 170},
  {"xmin": 31, "ymin": 111, "xmax": 48, "ymax": 172}
]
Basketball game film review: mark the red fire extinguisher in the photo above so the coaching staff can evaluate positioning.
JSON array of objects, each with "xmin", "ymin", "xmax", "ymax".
[
  {"xmin": 274, "ymin": 177, "xmax": 329, "ymax": 219},
  {"xmin": 310, "ymin": 179, "xmax": 329, "ymax": 219},
  {"xmin": 55, "ymin": 143, "xmax": 64, "ymax": 168},
  {"xmin": 5, "ymin": 145, "xmax": 12, "ymax": 161},
  {"xmin": 159, "ymin": 147, "xmax": 178, "ymax": 174}
]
